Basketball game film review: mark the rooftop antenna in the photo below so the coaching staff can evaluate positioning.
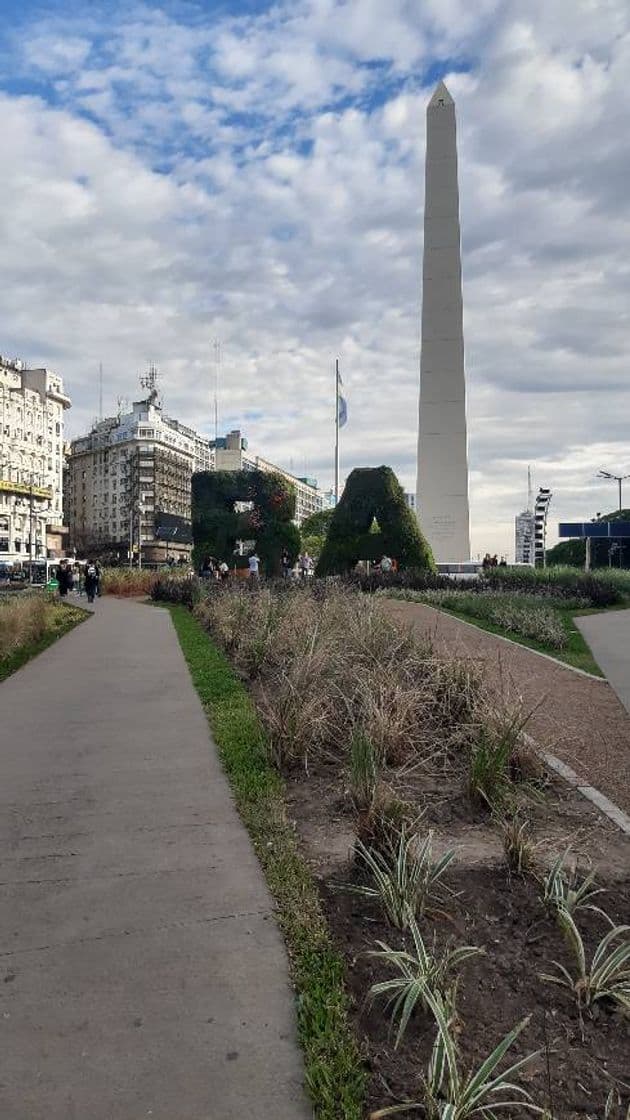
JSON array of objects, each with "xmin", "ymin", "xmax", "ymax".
[
  {"xmin": 527, "ymin": 465, "xmax": 533, "ymax": 513},
  {"xmin": 140, "ymin": 363, "xmax": 160, "ymax": 406},
  {"xmin": 213, "ymin": 339, "xmax": 221, "ymax": 444},
  {"xmin": 98, "ymin": 361, "xmax": 103, "ymax": 421}
]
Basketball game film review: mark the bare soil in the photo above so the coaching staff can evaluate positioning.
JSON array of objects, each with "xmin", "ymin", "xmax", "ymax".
[{"xmin": 285, "ymin": 761, "xmax": 630, "ymax": 1117}]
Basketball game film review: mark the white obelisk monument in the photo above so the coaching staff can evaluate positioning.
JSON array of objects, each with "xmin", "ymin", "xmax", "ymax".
[{"xmin": 416, "ymin": 81, "xmax": 470, "ymax": 563}]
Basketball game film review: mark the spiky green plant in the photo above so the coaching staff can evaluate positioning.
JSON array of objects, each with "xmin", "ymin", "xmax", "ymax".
[
  {"xmin": 367, "ymin": 910, "xmax": 482, "ymax": 1047},
  {"xmin": 349, "ymin": 824, "xmax": 455, "ymax": 931},
  {"xmin": 349, "ymin": 728, "xmax": 379, "ymax": 813},
  {"xmin": 541, "ymin": 907, "xmax": 630, "ymax": 1013},
  {"xmin": 370, "ymin": 989, "xmax": 543, "ymax": 1118},
  {"xmin": 543, "ymin": 850, "xmax": 608, "ymax": 920},
  {"xmin": 469, "ymin": 706, "xmax": 533, "ymax": 813},
  {"xmin": 501, "ymin": 815, "xmax": 538, "ymax": 875}
]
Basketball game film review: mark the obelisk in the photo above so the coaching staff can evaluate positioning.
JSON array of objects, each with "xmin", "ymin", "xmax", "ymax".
[{"xmin": 416, "ymin": 81, "xmax": 470, "ymax": 562}]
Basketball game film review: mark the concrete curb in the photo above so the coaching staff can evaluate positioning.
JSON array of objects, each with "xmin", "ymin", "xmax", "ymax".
[{"xmin": 540, "ymin": 748, "xmax": 630, "ymax": 837}]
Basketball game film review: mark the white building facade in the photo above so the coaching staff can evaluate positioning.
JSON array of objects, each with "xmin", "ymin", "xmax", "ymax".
[
  {"xmin": 0, "ymin": 355, "xmax": 71, "ymax": 565},
  {"xmin": 65, "ymin": 396, "xmax": 213, "ymax": 564},
  {"xmin": 514, "ymin": 510, "xmax": 534, "ymax": 565}
]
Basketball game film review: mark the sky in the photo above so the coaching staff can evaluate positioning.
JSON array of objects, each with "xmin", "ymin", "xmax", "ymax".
[{"xmin": 1, "ymin": 0, "xmax": 629, "ymax": 558}]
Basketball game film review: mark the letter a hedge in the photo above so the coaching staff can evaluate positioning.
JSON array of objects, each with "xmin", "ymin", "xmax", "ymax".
[{"xmin": 316, "ymin": 466, "xmax": 435, "ymax": 576}]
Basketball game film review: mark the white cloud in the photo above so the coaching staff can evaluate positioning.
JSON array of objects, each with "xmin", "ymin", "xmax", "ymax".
[{"xmin": 1, "ymin": 0, "xmax": 630, "ymax": 560}]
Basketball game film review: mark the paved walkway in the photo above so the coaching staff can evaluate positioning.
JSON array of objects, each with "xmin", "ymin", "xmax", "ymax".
[
  {"xmin": 384, "ymin": 599, "xmax": 630, "ymax": 817},
  {"xmin": 576, "ymin": 608, "xmax": 630, "ymax": 715},
  {"xmin": 0, "ymin": 598, "xmax": 310, "ymax": 1120}
]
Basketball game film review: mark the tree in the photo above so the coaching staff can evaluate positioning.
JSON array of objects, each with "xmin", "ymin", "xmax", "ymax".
[
  {"xmin": 300, "ymin": 509, "xmax": 334, "ymax": 538},
  {"xmin": 192, "ymin": 469, "xmax": 300, "ymax": 576},
  {"xmin": 316, "ymin": 466, "xmax": 435, "ymax": 576}
]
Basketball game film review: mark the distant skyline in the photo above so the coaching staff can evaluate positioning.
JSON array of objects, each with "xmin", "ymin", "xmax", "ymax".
[{"xmin": 1, "ymin": 0, "xmax": 629, "ymax": 557}]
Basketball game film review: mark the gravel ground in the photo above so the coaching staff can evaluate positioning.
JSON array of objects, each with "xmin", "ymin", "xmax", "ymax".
[{"xmin": 384, "ymin": 599, "xmax": 630, "ymax": 817}]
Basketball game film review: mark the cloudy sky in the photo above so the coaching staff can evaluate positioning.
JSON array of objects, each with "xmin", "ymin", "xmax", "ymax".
[{"xmin": 1, "ymin": 0, "xmax": 629, "ymax": 557}]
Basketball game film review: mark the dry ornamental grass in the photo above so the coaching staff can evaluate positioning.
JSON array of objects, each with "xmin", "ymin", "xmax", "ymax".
[{"xmin": 0, "ymin": 594, "xmax": 52, "ymax": 660}]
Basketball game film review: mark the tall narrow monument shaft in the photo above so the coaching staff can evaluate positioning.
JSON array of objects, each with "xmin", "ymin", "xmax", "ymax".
[{"xmin": 416, "ymin": 82, "xmax": 470, "ymax": 563}]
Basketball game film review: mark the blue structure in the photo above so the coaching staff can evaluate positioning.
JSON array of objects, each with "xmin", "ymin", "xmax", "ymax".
[{"xmin": 559, "ymin": 522, "xmax": 630, "ymax": 539}]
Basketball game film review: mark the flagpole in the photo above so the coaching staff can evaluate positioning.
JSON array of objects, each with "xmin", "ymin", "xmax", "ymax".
[{"xmin": 334, "ymin": 357, "xmax": 340, "ymax": 504}]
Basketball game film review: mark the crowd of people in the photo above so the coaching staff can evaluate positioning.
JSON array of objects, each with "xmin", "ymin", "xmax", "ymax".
[
  {"xmin": 55, "ymin": 560, "xmax": 101, "ymax": 603},
  {"xmin": 482, "ymin": 553, "xmax": 507, "ymax": 569},
  {"xmin": 198, "ymin": 550, "xmax": 315, "ymax": 583}
]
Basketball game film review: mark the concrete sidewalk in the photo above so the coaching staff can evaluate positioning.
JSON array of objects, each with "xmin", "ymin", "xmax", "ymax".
[
  {"xmin": 576, "ymin": 608, "xmax": 630, "ymax": 714},
  {"xmin": 0, "ymin": 598, "xmax": 310, "ymax": 1120}
]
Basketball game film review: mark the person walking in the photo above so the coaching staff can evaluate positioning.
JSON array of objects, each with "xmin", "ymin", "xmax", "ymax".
[
  {"xmin": 248, "ymin": 551, "xmax": 260, "ymax": 584},
  {"xmin": 219, "ymin": 560, "xmax": 229, "ymax": 582},
  {"xmin": 56, "ymin": 560, "xmax": 71, "ymax": 598},
  {"xmin": 299, "ymin": 551, "xmax": 311, "ymax": 581},
  {"xmin": 84, "ymin": 561, "xmax": 99, "ymax": 604}
]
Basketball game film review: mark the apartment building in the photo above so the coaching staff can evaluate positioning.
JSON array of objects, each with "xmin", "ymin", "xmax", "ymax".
[
  {"xmin": 0, "ymin": 355, "xmax": 71, "ymax": 565},
  {"xmin": 213, "ymin": 430, "xmax": 326, "ymax": 525},
  {"xmin": 65, "ymin": 394, "xmax": 213, "ymax": 565}
]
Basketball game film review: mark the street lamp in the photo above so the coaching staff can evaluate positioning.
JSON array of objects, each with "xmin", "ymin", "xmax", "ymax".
[{"xmin": 597, "ymin": 469, "xmax": 630, "ymax": 514}]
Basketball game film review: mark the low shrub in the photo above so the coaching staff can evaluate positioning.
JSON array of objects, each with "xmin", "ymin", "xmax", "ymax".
[
  {"xmin": 387, "ymin": 587, "xmax": 571, "ymax": 649},
  {"xmin": 485, "ymin": 565, "xmax": 622, "ymax": 608},
  {"xmin": 151, "ymin": 574, "xmax": 202, "ymax": 608},
  {"xmin": 101, "ymin": 568, "xmax": 161, "ymax": 597}
]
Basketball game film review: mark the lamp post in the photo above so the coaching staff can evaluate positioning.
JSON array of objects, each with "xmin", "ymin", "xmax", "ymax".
[{"xmin": 597, "ymin": 469, "xmax": 630, "ymax": 514}]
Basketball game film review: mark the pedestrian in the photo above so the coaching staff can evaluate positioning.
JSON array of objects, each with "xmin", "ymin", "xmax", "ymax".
[
  {"xmin": 281, "ymin": 548, "xmax": 290, "ymax": 578},
  {"xmin": 72, "ymin": 564, "xmax": 81, "ymax": 595},
  {"xmin": 84, "ymin": 560, "xmax": 99, "ymax": 604},
  {"xmin": 95, "ymin": 560, "xmax": 102, "ymax": 596},
  {"xmin": 299, "ymin": 551, "xmax": 311, "ymax": 581},
  {"xmin": 57, "ymin": 560, "xmax": 71, "ymax": 598},
  {"xmin": 248, "ymin": 550, "xmax": 260, "ymax": 583},
  {"xmin": 219, "ymin": 560, "xmax": 229, "ymax": 582},
  {"xmin": 380, "ymin": 554, "xmax": 392, "ymax": 574}
]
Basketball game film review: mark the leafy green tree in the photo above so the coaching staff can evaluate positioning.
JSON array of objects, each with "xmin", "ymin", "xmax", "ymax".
[
  {"xmin": 316, "ymin": 466, "xmax": 435, "ymax": 576},
  {"xmin": 300, "ymin": 509, "xmax": 335, "ymax": 538}
]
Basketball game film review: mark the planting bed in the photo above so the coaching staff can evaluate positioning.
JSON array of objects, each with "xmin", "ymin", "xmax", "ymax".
[
  {"xmin": 286, "ymin": 765, "xmax": 630, "ymax": 1117},
  {"xmin": 164, "ymin": 580, "xmax": 630, "ymax": 1118}
]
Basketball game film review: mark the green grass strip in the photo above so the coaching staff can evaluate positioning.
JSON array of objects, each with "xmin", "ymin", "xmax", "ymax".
[
  {"xmin": 0, "ymin": 602, "xmax": 90, "ymax": 683},
  {"xmin": 169, "ymin": 605, "xmax": 366, "ymax": 1120}
]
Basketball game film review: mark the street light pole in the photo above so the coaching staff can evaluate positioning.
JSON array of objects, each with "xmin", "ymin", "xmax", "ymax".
[{"xmin": 597, "ymin": 468, "xmax": 630, "ymax": 514}]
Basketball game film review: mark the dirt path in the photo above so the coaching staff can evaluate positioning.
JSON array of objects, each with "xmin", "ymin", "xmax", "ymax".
[{"xmin": 383, "ymin": 599, "xmax": 630, "ymax": 817}]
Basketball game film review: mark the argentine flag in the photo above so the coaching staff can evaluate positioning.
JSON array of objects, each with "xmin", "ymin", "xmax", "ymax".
[{"xmin": 337, "ymin": 369, "xmax": 348, "ymax": 428}]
